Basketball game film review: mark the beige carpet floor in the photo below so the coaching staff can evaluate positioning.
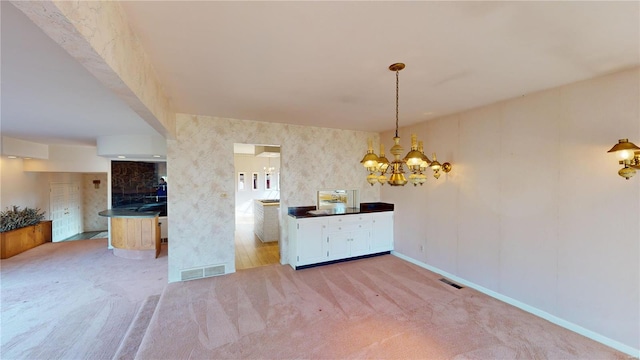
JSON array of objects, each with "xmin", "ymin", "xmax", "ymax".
[
  {"xmin": 1, "ymin": 239, "xmax": 168, "ymax": 360},
  {"xmin": 136, "ymin": 255, "xmax": 628, "ymax": 360}
]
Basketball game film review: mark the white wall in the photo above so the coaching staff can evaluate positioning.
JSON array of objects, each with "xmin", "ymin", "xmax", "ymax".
[
  {"xmin": 4, "ymin": 144, "xmax": 109, "ymax": 229},
  {"xmin": 1, "ymin": 136, "xmax": 48, "ymax": 159},
  {"xmin": 24, "ymin": 144, "xmax": 108, "ymax": 172},
  {"xmin": 234, "ymin": 153, "xmax": 280, "ymax": 216},
  {"xmin": 168, "ymin": 115, "xmax": 380, "ymax": 282},
  {"xmin": 0, "ymin": 157, "xmax": 48, "ymax": 212},
  {"xmin": 382, "ymin": 67, "xmax": 640, "ymax": 353},
  {"xmin": 0, "ymin": 159, "xmax": 86, "ymax": 224},
  {"xmin": 2, "ymin": 151, "xmax": 108, "ymax": 233}
]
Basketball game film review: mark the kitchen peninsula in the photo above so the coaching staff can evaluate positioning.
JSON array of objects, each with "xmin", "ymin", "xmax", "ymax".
[
  {"xmin": 254, "ymin": 199, "xmax": 279, "ymax": 242},
  {"xmin": 99, "ymin": 209, "xmax": 161, "ymax": 259},
  {"xmin": 288, "ymin": 202, "xmax": 394, "ymax": 269}
]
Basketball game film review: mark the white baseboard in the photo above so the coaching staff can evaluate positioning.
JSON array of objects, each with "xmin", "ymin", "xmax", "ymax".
[{"xmin": 392, "ymin": 251, "xmax": 639, "ymax": 358}]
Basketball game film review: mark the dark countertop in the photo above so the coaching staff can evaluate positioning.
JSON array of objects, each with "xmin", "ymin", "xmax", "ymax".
[
  {"xmin": 288, "ymin": 202, "xmax": 394, "ymax": 218},
  {"xmin": 99, "ymin": 209, "xmax": 161, "ymax": 218}
]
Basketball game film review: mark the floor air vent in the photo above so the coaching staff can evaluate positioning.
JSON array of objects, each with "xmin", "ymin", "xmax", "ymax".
[
  {"xmin": 181, "ymin": 264, "xmax": 226, "ymax": 281},
  {"xmin": 439, "ymin": 278, "xmax": 463, "ymax": 289}
]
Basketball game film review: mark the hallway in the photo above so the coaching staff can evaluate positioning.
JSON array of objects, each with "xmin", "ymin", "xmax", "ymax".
[{"xmin": 235, "ymin": 213, "xmax": 279, "ymax": 270}]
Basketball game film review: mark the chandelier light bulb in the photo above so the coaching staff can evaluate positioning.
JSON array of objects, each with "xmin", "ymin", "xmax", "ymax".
[
  {"xmin": 405, "ymin": 134, "xmax": 424, "ymax": 168},
  {"xmin": 377, "ymin": 143, "xmax": 390, "ymax": 173},
  {"xmin": 361, "ymin": 138, "xmax": 379, "ymax": 171},
  {"xmin": 430, "ymin": 153, "xmax": 442, "ymax": 170}
]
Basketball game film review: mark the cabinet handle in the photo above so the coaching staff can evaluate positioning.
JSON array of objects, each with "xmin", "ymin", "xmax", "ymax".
[{"xmin": 338, "ymin": 227, "xmax": 341, "ymax": 230}]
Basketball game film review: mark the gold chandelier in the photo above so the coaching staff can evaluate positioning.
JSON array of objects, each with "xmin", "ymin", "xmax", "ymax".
[{"xmin": 361, "ymin": 63, "xmax": 451, "ymax": 186}]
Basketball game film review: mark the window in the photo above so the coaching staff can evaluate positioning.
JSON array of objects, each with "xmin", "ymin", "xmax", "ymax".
[
  {"xmin": 238, "ymin": 172, "xmax": 246, "ymax": 191},
  {"xmin": 265, "ymin": 172, "xmax": 273, "ymax": 190},
  {"xmin": 252, "ymin": 172, "xmax": 259, "ymax": 191}
]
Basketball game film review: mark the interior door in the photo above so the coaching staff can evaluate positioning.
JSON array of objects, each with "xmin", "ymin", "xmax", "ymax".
[{"xmin": 50, "ymin": 183, "xmax": 81, "ymax": 241}]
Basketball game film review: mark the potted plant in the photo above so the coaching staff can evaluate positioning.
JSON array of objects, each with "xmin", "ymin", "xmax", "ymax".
[
  {"xmin": 1, "ymin": 206, "xmax": 51, "ymax": 259},
  {"xmin": 0, "ymin": 206, "xmax": 45, "ymax": 232}
]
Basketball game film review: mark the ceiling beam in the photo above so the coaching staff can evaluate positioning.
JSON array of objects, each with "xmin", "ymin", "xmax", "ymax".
[{"xmin": 10, "ymin": 0, "xmax": 176, "ymax": 140}]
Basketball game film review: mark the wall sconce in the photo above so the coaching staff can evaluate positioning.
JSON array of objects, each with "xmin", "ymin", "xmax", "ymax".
[
  {"xmin": 93, "ymin": 180, "xmax": 101, "ymax": 189},
  {"xmin": 607, "ymin": 138, "xmax": 640, "ymax": 180}
]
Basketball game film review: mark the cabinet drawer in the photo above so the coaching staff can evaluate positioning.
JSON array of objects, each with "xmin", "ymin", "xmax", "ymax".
[
  {"xmin": 328, "ymin": 215, "xmax": 369, "ymax": 226},
  {"xmin": 330, "ymin": 222, "xmax": 370, "ymax": 233}
]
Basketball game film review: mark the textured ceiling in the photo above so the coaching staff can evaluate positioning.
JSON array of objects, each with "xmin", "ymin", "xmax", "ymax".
[
  {"xmin": 120, "ymin": 1, "xmax": 639, "ymax": 132},
  {"xmin": 2, "ymin": 1, "xmax": 639, "ymax": 146}
]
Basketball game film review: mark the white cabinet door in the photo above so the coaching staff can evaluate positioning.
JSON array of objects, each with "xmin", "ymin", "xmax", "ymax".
[
  {"xmin": 327, "ymin": 231, "xmax": 350, "ymax": 260},
  {"xmin": 350, "ymin": 230, "xmax": 370, "ymax": 257},
  {"xmin": 295, "ymin": 217, "xmax": 328, "ymax": 266},
  {"xmin": 370, "ymin": 212, "xmax": 394, "ymax": 253},
  {"xmin": 327, "ymin": 217, "xmax": 371, "ymax": 259},
  {"xmin": 327, "ymin": 230, "xmax": 370, "ymax": 260}
]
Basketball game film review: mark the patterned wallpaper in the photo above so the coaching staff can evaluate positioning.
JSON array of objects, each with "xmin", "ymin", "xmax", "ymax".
[
  {"xmin": 82, "ymin": 173, "xmax": 108, "ymax": 231},
  {"xmin": 167, "ymin": 114, "xmax": 380, "ymax": 282}
]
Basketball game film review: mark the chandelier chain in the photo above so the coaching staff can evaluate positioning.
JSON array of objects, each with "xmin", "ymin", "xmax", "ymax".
[{"xmin": 395, "ymin": 69, "xmax": 400, "ymax": 138}]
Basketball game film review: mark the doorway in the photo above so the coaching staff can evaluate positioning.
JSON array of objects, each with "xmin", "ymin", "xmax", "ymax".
[{"xmin": 233, "ymin": 143, "xmax": 281, "ymax": 270}]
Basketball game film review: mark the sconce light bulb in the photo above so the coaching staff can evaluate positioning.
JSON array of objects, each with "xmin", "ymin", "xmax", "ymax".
[{"xmin": 617, "ymin": 149, "xmax": 633, "ymax": 161}]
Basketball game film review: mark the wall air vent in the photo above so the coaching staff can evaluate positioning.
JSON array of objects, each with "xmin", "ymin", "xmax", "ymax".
[
  {"xmin": 439, "ymin": 278, "xmax": 463, "ymax": 289},
  {"xmin": 204, "ymin": 265, "xmax": 225, "ymax": 277},
  {"xmin": 181, "ymin": 269, "xmax": 203, "ymax": 281},
  {"xmin": 180, "ymin": 264, "xmax": 226, "ymax": 281}
]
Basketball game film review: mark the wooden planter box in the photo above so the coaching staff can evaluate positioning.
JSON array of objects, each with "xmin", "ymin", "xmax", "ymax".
[{"xmin": 0, "ymin": 220, "xmax": 52, "ymax": 259}]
